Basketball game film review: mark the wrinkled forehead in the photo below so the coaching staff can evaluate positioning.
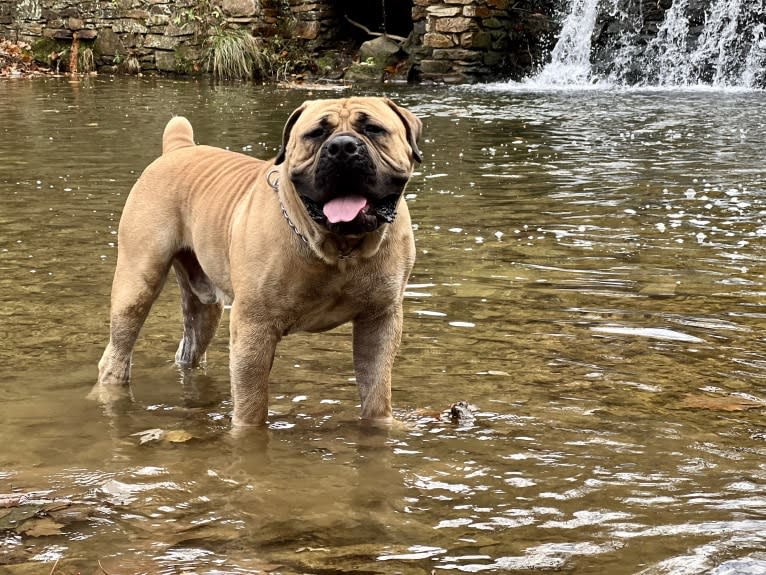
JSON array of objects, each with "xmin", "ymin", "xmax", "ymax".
[{"xmin": 297, "ymin": 98, "xmax": 400, "ymax": 130}]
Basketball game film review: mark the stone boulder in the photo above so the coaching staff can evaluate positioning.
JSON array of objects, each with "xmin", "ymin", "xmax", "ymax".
[
  {"xmin": 223, "ymin": 0, "xmax": 258, "ymax": 17},
  {"xmin": 358, "ymin": 35, "xmax": 403, "ymax": 68},
  {"xmin": 94, "ymin": 27, "xmax": 124, "ymax": 57}
]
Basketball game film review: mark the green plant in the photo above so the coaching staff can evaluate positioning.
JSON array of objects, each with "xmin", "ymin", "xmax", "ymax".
[
  {"xmin": 79, "ymin": 47, "xmax": 95, "ymax": 73},
  {"xmin": 206, "ymin": 28, "xmax": 263, "ymax": 80},
  {"xmin": 31, "ymin": 37, "xmax": 65, "ymax": 66},
  {"xmin": 120, "ymin": 54, "xmax": 140, "ymax": 75},
  {"xmin": 174, "ymin": 46, "xmax": 195, "ymax": 74},
  {"xmin": 259, "ymin": 36, "xmax": 315, "ymax": 82},
  {"xmin": 173, "ymin": 0, "xmax": 223, "ymax": 31}
]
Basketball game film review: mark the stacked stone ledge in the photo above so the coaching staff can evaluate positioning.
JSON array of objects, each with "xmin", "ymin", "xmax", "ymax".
[
  {"xmin": 0, "ymin": 0, "xmax": 343, "ymax": 73},
  {"xmin": 414, "ymin": 0, "xmax": 514, "ymax": 83}
]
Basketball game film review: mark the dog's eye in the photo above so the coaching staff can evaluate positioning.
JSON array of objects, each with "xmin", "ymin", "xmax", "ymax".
[
  {"xmin": 364, "ymin": 124, "xmax": 388, "ymax": 137},
  {"xmin": 304, "ymin": 127, "xmax": 326, "ymax": 140}
]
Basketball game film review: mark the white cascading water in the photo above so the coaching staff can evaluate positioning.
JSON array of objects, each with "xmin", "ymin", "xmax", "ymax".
[
  {"xmin": 741, "ymin": 23, "xmax": 766, "ymax": 87},
  {"xmin": 525, "ymin": 0, "xmax": 601, "ymax": 85},
  {"xmin": 526, "ymin": 0, "xmax": 766, "ymax": 87},
  {"xmin": 645, "ymin": 0, "xmax": 692, "ymax": 85},
  {"xmin": 692, "ymin": 0, "xmax": 745, "ymax": 85}
]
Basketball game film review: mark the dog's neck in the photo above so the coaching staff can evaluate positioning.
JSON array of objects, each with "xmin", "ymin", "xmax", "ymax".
[{"xmin": 266, "ymin": 168, "xmax": 386, "ymax": 265}]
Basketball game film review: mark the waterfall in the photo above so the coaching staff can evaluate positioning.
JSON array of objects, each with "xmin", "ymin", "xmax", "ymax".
[
  {"xmin": 525, "ymin": 0, "xmax": 766, "ymax": 88},
  {"xmin": 527, "ymin": 0, "xmax": 601, "ymax": 85},
  {"xmin": 692, "ymin": 0, "xmax": 746, "ymax": 85},
  {"xmin": 741, "ymin": 23, "xmax": 766, "ymax": 87},
  {"xmin": 645, "ymin": 0, "xmax": 692, "ymax": 85}
]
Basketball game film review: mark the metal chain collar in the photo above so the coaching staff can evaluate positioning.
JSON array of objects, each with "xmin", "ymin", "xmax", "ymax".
[{"xmin": 266, "ymin": 169, "xmax": 311, "ymax": 247}]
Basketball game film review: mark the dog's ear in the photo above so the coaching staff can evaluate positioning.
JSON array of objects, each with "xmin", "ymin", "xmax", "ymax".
[
  {"xmin": 275, "ymin": 103, "xmax": 307, "ymax": 165},
  {"xmin": 384, "ymin": 98, "xmax": 423, "ymax": 164}
]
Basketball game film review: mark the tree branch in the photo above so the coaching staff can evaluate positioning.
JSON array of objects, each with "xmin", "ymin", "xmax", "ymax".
[{"xmin": 344, "ymin": 16, "xmax": 408, "ymax": 44}]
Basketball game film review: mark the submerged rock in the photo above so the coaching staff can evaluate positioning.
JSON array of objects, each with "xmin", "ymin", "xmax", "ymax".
[{"xmin": 449, "ymin": 401, "xmax": 478, "ymax": 423}]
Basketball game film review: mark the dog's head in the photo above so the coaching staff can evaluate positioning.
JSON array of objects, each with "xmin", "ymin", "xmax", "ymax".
[{"xmin": 275, "ymin": 97, "xmax": 422, "ymax": 236}]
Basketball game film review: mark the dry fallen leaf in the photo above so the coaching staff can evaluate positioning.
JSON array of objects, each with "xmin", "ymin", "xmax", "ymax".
[
  {"xmin": 16, "ymin": 516, "xmax": 65, "ymax": 537},
  {"xmin": 131, "ymin": 428, "xmax": 196, "ymax": 445},
  {"xmin": 412, "ymin": 408, "xmax": 442, "ymax": 419},
  {"xmin": 165, "ymin": 430, "xmax": 194, "ymax": 443},
  {"xmin": 132, "ymin": 428, "xmax": 164, "ymax": 444},
  {"xmin": 681, "ymin": 393, "xmax": 765, "ymax": 412}
]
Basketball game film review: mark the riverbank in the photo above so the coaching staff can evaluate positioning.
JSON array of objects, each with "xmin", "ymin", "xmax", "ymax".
[
  {"xmin": 0, "ymin": 38, "xmax": 42, "ymax": 77},
  {"xmin": 0, "ymin": 0, "xmax": 552, "ymax": 84}
]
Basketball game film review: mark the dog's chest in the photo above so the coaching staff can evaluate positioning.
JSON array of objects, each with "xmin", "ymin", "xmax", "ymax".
[{"xmin": 287, "ymin": 271, "xmax": 385, "ymax": 334}]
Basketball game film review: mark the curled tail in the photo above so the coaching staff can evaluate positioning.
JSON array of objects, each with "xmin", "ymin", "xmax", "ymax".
[{"xmin": 162, "ymin": 116, "xmax": 195, "ymax": 155}]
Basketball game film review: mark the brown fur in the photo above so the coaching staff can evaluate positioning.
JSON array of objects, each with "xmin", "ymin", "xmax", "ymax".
[{"xmin": 95, "ymin": 97, "xmax": 422, "ymax": 426}]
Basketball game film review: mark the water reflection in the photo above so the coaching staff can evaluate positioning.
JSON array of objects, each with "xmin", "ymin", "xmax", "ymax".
[{"xmin": 1, "ymin": 78, "xmax": 765, "ymax": 573}]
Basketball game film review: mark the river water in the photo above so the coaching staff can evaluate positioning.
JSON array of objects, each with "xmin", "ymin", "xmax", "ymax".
[{"xmin": 1, "ymin": 78, "xmax": 765, "ymax": 574}]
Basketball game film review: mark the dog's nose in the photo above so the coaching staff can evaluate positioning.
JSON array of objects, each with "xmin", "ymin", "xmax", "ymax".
[{"xmin": 326, "ymin": 135, "xmax": 360, "ymax": 159}]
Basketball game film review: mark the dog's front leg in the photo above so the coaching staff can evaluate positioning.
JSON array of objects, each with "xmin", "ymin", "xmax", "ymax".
[
  {"xmin": 229, "ymin": 306, "xmax": 280, "ymax": 427},
  {"xmin": 352, "ymin": 306, "xmax": 403, "ymax": 424}
]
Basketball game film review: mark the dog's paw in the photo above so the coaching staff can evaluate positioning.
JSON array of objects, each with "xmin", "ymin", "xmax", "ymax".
[{"xmin": 86, "ymin": 382, "xmax": 132, "ymax": 404}]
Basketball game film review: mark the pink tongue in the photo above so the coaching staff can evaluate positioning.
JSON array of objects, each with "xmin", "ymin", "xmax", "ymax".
[{"xmin": 323, "ymin": 195, "xmax": 368, "ymax": 223}]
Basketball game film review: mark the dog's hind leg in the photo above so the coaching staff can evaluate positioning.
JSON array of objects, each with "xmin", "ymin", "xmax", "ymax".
[
  {"xmin": 172, "ymin": 249, "xmax": 224, "ymax": 368},
  {"xmin": 97, "ymin": 251, "xmax": 172, "ymax": 386}
]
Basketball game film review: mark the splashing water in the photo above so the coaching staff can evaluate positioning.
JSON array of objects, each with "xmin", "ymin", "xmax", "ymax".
[
  {"xmin": 742, "ymin": 23, "xmax": 766, "ymax": 87},
  {"xmin": 692, "ymin": 0, "xmax": 745, "ymax": 85},
  {"xmin": 645, "ymin": 0, "xmax": 693, "ymax": 85},
  {"xmin": 526, "ymin": 0, "xmax": 766, "ymax": 88},
  {"xmin": 525, "ymin": 0, "xmax": 601, "ymax": 86}
]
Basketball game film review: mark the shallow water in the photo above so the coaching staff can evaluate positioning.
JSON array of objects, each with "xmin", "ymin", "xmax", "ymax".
[{"xmin": 1, "ymin": 77, "xmax": 765, "ymax": 574}]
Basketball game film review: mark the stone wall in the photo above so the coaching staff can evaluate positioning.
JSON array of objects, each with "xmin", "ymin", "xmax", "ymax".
[
  {"xmin": 0, "ymin": 0, "xmax": 203, "ymax": 73},
  {"xmin": 0, "ymin": 0, "xmax": 551, "ymax": 81},
  {"xmin": 411, "ymin": 0, "xmax": 549, "ymax": 82}
]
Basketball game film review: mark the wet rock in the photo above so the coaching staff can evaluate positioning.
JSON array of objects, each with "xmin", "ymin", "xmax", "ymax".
[
  {"xmin": 358, "ymin": 35, "xmax": 403, "ymax": 68},
  {"xmin": 343, "ymin": 60, "xmax": 382, "ymax": 82},
  {"xmin": 449, "ymin": 400, "xmax": 478, "ymax": 423},
  {"xmin": 95, "ymin": 27, "xmax": 124, "ymax": 57}
]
